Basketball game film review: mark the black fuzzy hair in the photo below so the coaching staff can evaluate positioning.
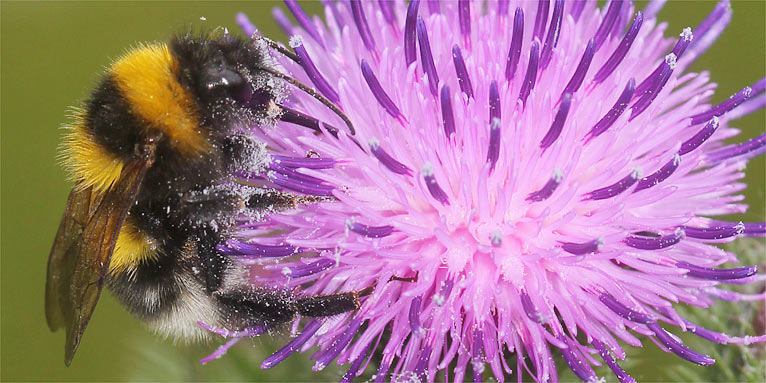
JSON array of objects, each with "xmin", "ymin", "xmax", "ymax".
[{"xmin": 170, "ymin": 32, "xmax": 279, "ymax": 130}]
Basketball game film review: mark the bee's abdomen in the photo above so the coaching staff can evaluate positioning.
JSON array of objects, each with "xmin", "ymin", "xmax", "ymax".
[
  {"xmin": 107, "ymin": 249, "xmax": 182, "ymax": 319},
  {"xmin": 107, "ymin": 235, "xmax": 231, "ymax": 341}
]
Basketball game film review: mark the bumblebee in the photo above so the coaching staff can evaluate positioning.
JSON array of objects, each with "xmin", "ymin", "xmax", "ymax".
[{"xmin": 45, "ymin": 32, "xmax": 367, "ymax": 365}]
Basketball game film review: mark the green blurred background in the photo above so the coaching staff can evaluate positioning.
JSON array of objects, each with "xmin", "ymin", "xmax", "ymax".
[{"xmin": 1, "ymin": 1, "xmax": 763, "ymax": 382}]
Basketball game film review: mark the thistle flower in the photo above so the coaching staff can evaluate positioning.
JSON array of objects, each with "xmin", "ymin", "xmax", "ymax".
[
  {"xmin": 208, "ymin": 1, "xmax": 766, "ymax": 382},
  {"xmin": 668, "ymin": 239, "xmax": 766, "ymax": 383}
]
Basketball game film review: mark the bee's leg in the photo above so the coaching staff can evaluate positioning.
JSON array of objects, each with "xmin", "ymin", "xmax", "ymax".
[
  {"xmin": 294, "ymin": 272, "xmax": 420, "ymax": 318},
  {"xmin": 215, "ymin": 288, "xmax": 297, "ymax": 329},
  {"xmin": 295, "ymin": 285, "xmax": 375, "ymax": 318},
  {"xmin": 246, "ymin": 189, "xmax": 302, "ymax": 211},
  {"xmin": 246, "ymin": 189, "xmax": 334, "ymax": 213},
  {"xmin": 180, "ymin": 184, "xmax": 245, "ymax": 218},
  {"xmin": 389, "ymin": 272, "xmax": 418, "ymax": 283},
  {"xmin": 196, "ymin": 227, "xmax": 229, "ymax": 293},
  {"xmin": 177, "ymin": 185, "xmax": 248, "ymax": 293}
]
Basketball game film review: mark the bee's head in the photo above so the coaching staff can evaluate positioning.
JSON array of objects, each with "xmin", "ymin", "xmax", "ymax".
[{"xmin": 170, "ymin": 32, "xmax": 285, "ymax": 131}]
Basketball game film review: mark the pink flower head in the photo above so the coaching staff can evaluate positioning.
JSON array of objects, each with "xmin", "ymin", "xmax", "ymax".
[{"xmin": 210, "ymin": 1, "xmax": 766, "ymax": 381}]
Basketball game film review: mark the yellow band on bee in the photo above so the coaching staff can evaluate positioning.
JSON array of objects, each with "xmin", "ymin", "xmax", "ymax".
[
  {"xmin": 61, "ymin": 120, "xmax": 123, "ymax": 193},
  {"xmin": 110, "ymin": 220, "xmax": 159, "ymax": 275}
]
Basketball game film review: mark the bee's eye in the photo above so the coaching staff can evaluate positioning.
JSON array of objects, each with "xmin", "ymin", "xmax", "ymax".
[
  {"xmin": 203, "ymin": 51, "xmax": 243, "ymax": 91},
  {"xmin": 204, "ymin": 66, "xmax": 244, "ymax": 90}
]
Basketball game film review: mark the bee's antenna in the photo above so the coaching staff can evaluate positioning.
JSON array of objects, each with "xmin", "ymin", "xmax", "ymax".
[
  {"xmin": 253, "ymin": 36, "xmax": 356, "ymax": 136},
  {"xmin": 257, "ymin": 36, "xmax": 300, "ymax": 64},
  {"xmin": 257, "ymin": 65, "xmax": 356, "ymax": 136}
]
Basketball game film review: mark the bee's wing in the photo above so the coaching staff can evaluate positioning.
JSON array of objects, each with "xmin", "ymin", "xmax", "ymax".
[
  {"xmin": 45, "ymin": 186, "xmax": 99, "ymax": 331},
  {"xmin": 45, "ymin": 138, "xmax": 158, "ymax": 366}
]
